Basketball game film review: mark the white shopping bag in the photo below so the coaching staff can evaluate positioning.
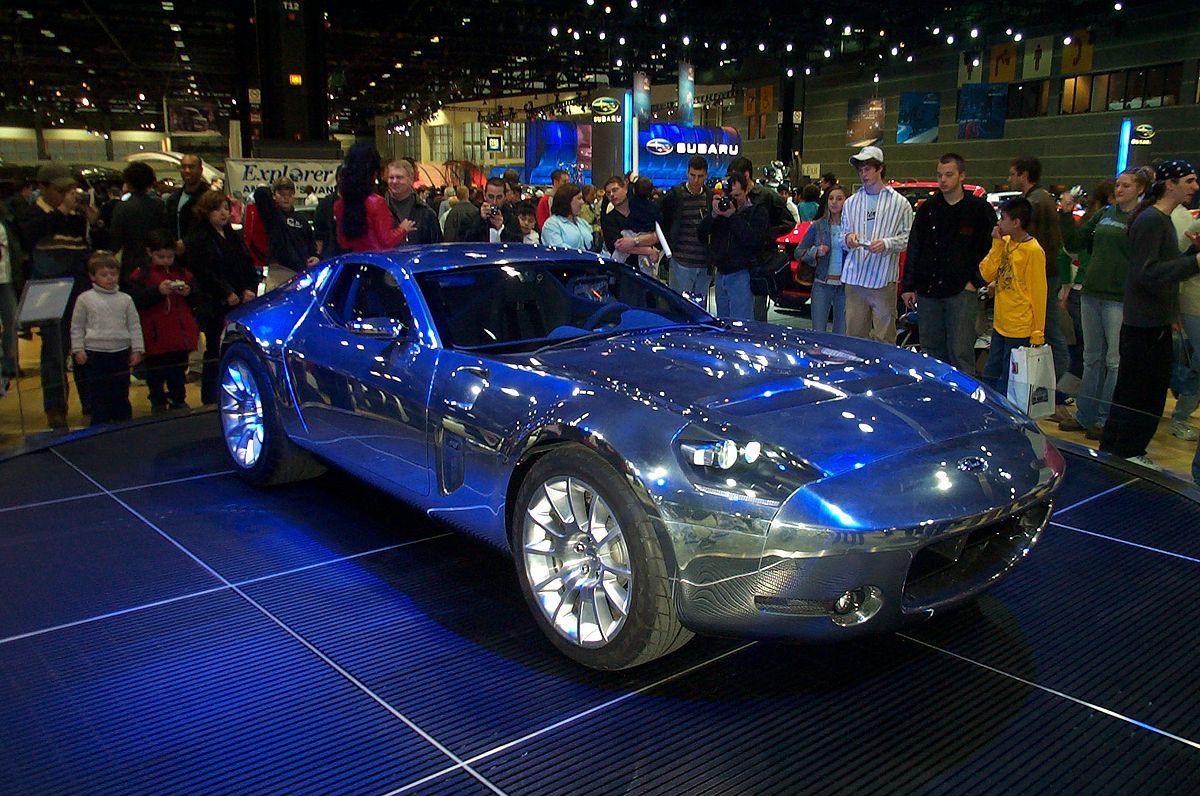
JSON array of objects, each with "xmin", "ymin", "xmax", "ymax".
[{"xmin": 1008, "ymin": 345, "xmax": 1056, "ymax": 418}]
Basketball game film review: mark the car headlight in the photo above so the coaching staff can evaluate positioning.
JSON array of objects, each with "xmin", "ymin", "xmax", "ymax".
[{"xmin": 673, "ymin": 424, "xmax": 822, "ymax": 507}]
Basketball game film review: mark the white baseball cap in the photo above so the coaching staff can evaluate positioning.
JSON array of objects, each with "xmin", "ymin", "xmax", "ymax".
[{"xmin": 849, "ymin": 145, "xmax": 885, "ymax": 166}]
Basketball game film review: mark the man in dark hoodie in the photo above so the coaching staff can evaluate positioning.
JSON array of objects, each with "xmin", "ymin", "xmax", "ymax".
[
  {"xmin": 252, "ymin": 176, "xmax": 318, "ymax": 289},
  {"xmin": 165, "ymin": 153, "xmax": 209, "ymax": 253},
  {"xmin": 902, "ymin": 153, "xmax": 995, "ymax": 373}
]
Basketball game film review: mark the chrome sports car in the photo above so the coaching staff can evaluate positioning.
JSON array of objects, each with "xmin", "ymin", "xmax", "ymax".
[{"xmin": 218, "ymin": 244, "xmax": 1064, "ymax": 670}]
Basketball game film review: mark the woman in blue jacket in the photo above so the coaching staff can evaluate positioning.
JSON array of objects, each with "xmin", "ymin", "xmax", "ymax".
[
  {"xmin": 540, "ymin": 185, "xmax": 595, "ymax": 250},
  {"xmin": 796, "ymin": 185, "xmax": 848, "ymax": 334}
]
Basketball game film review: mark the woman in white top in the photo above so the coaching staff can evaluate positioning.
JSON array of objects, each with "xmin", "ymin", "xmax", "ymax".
[{"xmin": 540, "ymin": 185, "xmax": 595, "ymax": 250}]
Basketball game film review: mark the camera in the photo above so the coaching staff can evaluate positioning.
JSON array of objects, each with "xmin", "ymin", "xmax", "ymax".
[
  {"xmin": 166, "ymin": 280, "xmax": 186, "ymax": 291},
  {"xmin": 717, "ymin": 195, "xmax": 733, "ymax": 212},
  {"xmin": 487, "ymin": 204, "xmax": 501, "ymax": 218}
]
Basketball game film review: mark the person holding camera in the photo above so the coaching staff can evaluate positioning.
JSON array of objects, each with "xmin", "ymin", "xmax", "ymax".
[
  {"xmin": 458, "ymin": 177, "xmax": 523, "ymax": 243},
  {"xmin": 126, "ymin": 229, "xmax": 199, "ymax": 413},
  {"xmin": 726, "ymin": 157, "xmax": 793, "ymax": 321},
  {"xmin": 699, "ymin": 171, "xmax": 767, "ymax": 320}
]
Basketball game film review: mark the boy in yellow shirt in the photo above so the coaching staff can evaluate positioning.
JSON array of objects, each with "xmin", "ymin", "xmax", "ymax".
[{"xmin": 980, "ymin": 197, "xmax": 1047, "ymax": 396}]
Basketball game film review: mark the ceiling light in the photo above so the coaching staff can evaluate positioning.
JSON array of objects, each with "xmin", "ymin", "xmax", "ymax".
[
  {"xmin": 41, "ymin": 29, "xmax": 55, "ymax": 37},
  {"xmin": 430, "ymin": 36, "xmax": 440, "ymax": 43},
  {"xmin": 720, "ymin": 41, "xmax": 727, "ymax": 50},
  {"xmin": 599, "ymin": 31, "xmax": 606, "ymax": 39},
  {"xmin": 572, "ymin": 30, "xmax": 580, "ymax": 40},
  {"xmin": 180, "ymin": 54, "xmax": 190, "ymax": 61},
  {"xmin": 1063, "ymin": 35, "xmax": 1072, "ymax": 45},
  {"xmin": 891, "ymin": 46, "xmax": 898, "ymax": 55},
  {"xmin": 682, "ymin": 35, "xmax": 689, "ymax": 45},
  {"xmin": 873, "ymin": 73, "xmax": 879, "ymax": 83},
  {"xmin": 615, "ymin": 58, "xmax": 623, "ymax": 67},
  {"xmin": 906, "ymin": 54, "xmax": 914, "ymax": 62},
  {"xmin": 161, "ymin": 1, "xmax": 174, "ymax": 9},
  {"xmin": 1114, "ymin": 2, "xmax": 1123, "ymax": 9},
  {"xmin": 932, "ymin": 27, "xmax": 940, "ymax": 35},
  {"xmin": 758, "ymin": 42, "xmax": 766, "ymax": 51},
  {"xmin": 785, "ymin": 43, "xmax": 793, "ymax": 52},
  {"xmin": 786, "ymin": 68, "xmax": 794, "ymax": 77},
  {"xmin": 138, "ymin": 92, "xmax": 146, "ymax": 101},
  {"xmin": 843, "ymin": 25, "xmax": 851, "ymax": 36},
  {"xmin": 805, "ymin": 66, "xmax": 811, "ymax": 75},
  {"xmin": 175, "ymin": 40, "xmax": 184, "ymax": 47},
  {"xmin": 630, "ymin": 0, "xmax": 637, "ymax": 7},
  {"xmin": 823, "ymin": 48, "xmax": 831, "ymax": 58},
  {"xmin": 550, "ymin": 26, "xmax": 558, "ymax": 36},
  {"xmin": 1014, "ymin": 32, "xmax": 1023, "ymax": 41},
  {"xmin": 825, "ymin": 17, "xmax": 833, "ymax": 26},
  {"xmin": 946, "ymin": 34, "xmax": 955, "ymax": 44},
  {"xmin": 169, "ymin": 23, "xmax": 181, "ymax": 32},
  {"xmin": 586, "ymin": 0, "xmax": 594, "ymax": 5},
  {"xmin": 394, "ymin": 62, "xmax": 403, "ymax": 68},
  {"xmin": 619, "ymin": 36, "xmax": 626, "ymax": 44},
  {"xmin": 970, "ymin": 28, "xmax": 979, "ymax": 38},
  {"xmin": 58, "ymin": 45, "xmax": 70, "ymax": 53},
  {"xmin": 605, "ymin": 5, "xmax": 612, "ymax": 13}
]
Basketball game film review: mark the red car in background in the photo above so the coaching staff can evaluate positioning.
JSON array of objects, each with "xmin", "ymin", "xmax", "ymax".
[{"xmin": 772, "ymin": 181, "xmax": 988, "ymax": 311}]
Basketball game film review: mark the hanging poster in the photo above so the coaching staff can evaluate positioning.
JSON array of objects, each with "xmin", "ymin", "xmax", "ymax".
[
  {"xmin": 743, "ymin": 86, "xmax": 757, "ymax": 116},
  {"xmin": 957, "ymin": 83, "xmax": 1008, "ymax": 140},
  {"xmin": 1061, "ymin": 30, "xmax": 1095, "ymax": 74},
  {"xmin": 1022, "ymin": 36, "xmax": 1053, "ymax": 79},
  {"xmin": 958, "ymin": 51, "xmax": 984, "ymax": 86},
  {"xmin": 758, "ymin": 85, "xmax": 774, "ymax": 114},
  {"xmin": 897, "ymin": 92, "xmax": 940, "ymax": 144},
  {"xmin": 845, "ymin": 97, "xmax": 885, "ymax": 147},
  {"xmin": 989, "ymin": 43, "xmax": 1019, "ymax": 83},
  {"xmin": 677, "ymin": 61, "xmax": 694, "ymax": 126},
  {"xmin": 633, "ymin": 72, "xmax": 651, "ymax": 124}
]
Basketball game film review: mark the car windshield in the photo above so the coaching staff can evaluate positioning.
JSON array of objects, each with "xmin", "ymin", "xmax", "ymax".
[{"xmin": 417, "ymin": 259, "xmax": 713, "ymax": 351}]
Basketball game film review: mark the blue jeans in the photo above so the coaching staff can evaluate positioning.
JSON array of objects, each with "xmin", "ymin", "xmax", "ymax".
[
  {"xmin": 984, "ymin": 331, "xmax": 1030, "ymax": 399},
  {"xmin": 1172, "ymin": 312, "xmax": 1200, "ymax": 424},
  {"xmin": 715, "ymin": 269, "xmax": 754, "ymax": 320},
  {"xmin": 809, "ymin": 280, "xmax": 845, "ymax": 334},
  {"xmin": 670, "ymin": 261, "xmax": 710, "ymax": 312},
  {"xmin": 918, "ymin": 290, "xmax": 978, "ymax": 373},
  {"xmin": 1076, "ymin": 295, "xmax": 1124, "ymax": 428},
  {"xmin": 1045, "ymin": 276, "xmax": 1069, "ymax": 402}
]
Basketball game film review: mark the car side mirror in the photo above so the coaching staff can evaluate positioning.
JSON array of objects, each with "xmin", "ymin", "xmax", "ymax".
[{"xmin": 347, "ymin": 316, "xmax": 408, "ymax": 339}]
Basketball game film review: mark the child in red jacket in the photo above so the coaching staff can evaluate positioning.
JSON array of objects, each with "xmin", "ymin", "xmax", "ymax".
[{"xmin": 128, "ymin": 229, "xmax": 201, "ymax": 412}]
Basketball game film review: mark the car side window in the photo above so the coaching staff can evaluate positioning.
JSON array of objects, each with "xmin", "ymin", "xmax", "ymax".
[{"xmin": 325, "ymin": 262, "xmax": 412, "ymax": 330}]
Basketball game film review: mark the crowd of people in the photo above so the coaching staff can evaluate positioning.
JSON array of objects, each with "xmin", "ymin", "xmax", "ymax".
[{"xmin": 1, "ymin": 141, "xmax": 1197, "ymax": 481}]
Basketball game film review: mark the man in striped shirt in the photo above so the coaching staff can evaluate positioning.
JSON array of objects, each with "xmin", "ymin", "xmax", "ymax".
[{"xmin": 840, "ymin": 146, "xmax": 914, "ymax": 343}]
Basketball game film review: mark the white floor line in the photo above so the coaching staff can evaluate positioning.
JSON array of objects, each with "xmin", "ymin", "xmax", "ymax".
[
  {"xmin": 0, "ymin": 468, "xmax": 235, "ymax": 514},
  {"xmin": 0, "ymin": 535, "xmax": 451, "ymax": 646},
  {"xmin": 382, "ymin": 641, "xmax": 757, "ymax": 796},
  {"xmin": 1053, "ymin": 478, "xmax": 1137, "ymax": 516},
  {"xmin": 46, "ymin": 449, "xmax": 508, "ymax": 796},
  {"xmin": 1051, "ymin": 521, "xmax": 1200, "ymax": 564},
  {"xmin": 897, "ymin": 633, "xmax": 1200, "ymax": 751}
]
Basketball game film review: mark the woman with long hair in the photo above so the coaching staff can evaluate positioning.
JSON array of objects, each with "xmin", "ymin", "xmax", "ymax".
[
  {"xmin": 1058, "ymin": 169, "xmax": 1150, "ymax": 437},
  {"xmin": 540, "ymin": 184, "xmax": 595, "ymax": 250},
  {"xmin": 1099, "ymin": 160, "xmax": 1200, "ymax": 469},
  {"xmin": 185, "ymin": 190, "xmax": 259, "ymax": 404},
  {"xmin": 796, "ymin": 184, "xmax": 848, "ymax": 333},
  {"xmin": 334, "ymin": 143, "xmax": 413, "ymax": 252}
]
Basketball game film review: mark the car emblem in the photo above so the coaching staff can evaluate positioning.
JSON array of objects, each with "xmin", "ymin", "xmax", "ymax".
[
  {"xmin": 645, "ymin": 138, "xmax": 674, "ymax": 156},
  {"xmin": 956, "ymin": 456, "xmax": 988, "ymax": 473},
  {"xmin": 591, "ymin": 96, "xmax": 620, "ymax": 115}
]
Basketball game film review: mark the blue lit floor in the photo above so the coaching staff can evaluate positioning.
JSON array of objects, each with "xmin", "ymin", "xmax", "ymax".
[{"xmin": 2, "ymin": 413, "xmax": 1199, "ymax": 794}]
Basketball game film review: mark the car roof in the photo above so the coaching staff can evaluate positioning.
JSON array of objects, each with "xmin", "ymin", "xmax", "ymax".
[{"xmin": 351, "ymin": 243, "xmax": 611, "ymax": 274}]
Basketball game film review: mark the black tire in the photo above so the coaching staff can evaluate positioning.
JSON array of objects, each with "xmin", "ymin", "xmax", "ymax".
[
  {"xmin": 512, "ymin": 446, "xmax": 692, "ymax": 670},
  {"xmin": 219, "ymin": 342, "xmax": 326, "ymax": 486}
]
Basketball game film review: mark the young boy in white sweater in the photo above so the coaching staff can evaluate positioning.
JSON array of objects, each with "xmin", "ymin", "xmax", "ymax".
[{"xmin": 70, "ymin": 250, "xmax": 144, "ymax": 425}]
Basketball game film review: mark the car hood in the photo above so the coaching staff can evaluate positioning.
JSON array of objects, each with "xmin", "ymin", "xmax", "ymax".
[{"xmin": 521, "ymin": 323, "xmax": 1022, "ymax": 476}]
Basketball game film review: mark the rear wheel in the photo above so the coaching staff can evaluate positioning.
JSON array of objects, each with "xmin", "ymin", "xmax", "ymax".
[
  {"xmin": 512, "ymin": 446, "xmax": 691, "ymax": 669},
  {"xmin": 219, "ymin": 342, "xmax": 325, "ymax": 486}
]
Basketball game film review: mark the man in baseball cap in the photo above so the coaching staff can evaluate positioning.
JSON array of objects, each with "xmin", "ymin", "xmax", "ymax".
[
  {"xmin": 252, "ymin": 175, "xmax": 317, "ymax": 290},
  {"xmin": 839, "ymin": 144, "xmax": 914, "ymax": 343}
]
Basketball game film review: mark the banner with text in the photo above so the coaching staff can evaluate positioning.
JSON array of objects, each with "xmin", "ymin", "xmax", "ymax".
[{"xmin": 225, "ymin": 158, "xmax": 342, "ymax": 201}]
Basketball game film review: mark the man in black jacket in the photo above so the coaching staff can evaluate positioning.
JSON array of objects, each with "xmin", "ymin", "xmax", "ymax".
[
  {"xmin": 253, "ymin": 177, "xmax": 318, "ymax": 289},
  {"xmin": 111, "ymin": 161, "xmax": 167, "ymax": 285},
  {"xmin": 385, "ymin": 158, "xmax": 441, "ymax": 244},
  {"xmin": 901, "ymin": 153, "xmax": 995, "ymax": 373},
  {"xmin": 458, "ymin": 178, "xmax": 522, "ymax": 243},
  {"xmin": 165, "ymin": 153, "xmax": 209, "ymax": 252},
  {"xmin": 727, "ymin": 156, "xmax": 793, "ymax": 321}
]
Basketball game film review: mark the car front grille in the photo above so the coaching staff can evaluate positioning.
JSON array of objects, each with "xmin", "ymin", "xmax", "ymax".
[{"xmin": 902, "ymin": 500, "xmax": 1053, "ymax": 612}]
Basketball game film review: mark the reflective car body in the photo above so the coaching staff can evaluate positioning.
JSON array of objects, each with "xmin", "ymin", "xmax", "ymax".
[{"xmin": 222, "ymin": 243, "xmax": 1063, "ymax": 646}]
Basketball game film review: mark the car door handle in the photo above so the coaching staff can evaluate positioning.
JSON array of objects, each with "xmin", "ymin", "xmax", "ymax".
[{"xmin": 454, "ymin": 365, "xmax": 489, "ymax": 380}]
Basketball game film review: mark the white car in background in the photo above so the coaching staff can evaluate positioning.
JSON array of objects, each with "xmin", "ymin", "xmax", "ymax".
[{"xmin": 123, "ymin": 151, "xmax": 224, "ymax": 186}]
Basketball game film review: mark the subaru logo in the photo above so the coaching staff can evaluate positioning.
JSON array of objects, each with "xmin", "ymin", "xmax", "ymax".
[
  {"xmin": 591, "ymin": 96, "xmax": 620, "ymax": 115},
  {"xmin": 645, "ymin": 138, "xmax": 674, "ymax": 156},
  {"xmin": 1134, "ymin": 123, "xmax": 1155, "ymax": 139},
  {"xmin": 956, "ymin": 456, "xmax": 988, "ymax": 473}
]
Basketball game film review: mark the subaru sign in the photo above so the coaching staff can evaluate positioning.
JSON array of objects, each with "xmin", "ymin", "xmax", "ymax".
[
  {"xmin": 591, "ymin": 96, "xmax": 621, "ymax": 116},
  {"xmin": 645, "ymin": 138, "xmax": 674, "ymax": 156}
]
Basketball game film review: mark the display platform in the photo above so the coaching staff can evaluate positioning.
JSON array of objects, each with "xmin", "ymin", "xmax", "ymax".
[{"xmin": 2, "ymin": 412, "xmax": 1199, "ymax": 794}]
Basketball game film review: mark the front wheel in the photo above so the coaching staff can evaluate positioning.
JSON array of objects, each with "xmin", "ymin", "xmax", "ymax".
[
  {"xmin": 219, "ymin": 342, "xmax": 325, "ymax": 486},
  {"xmin": 512, "ymin": 446, "xmax": 691, "ymax": 669}
]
